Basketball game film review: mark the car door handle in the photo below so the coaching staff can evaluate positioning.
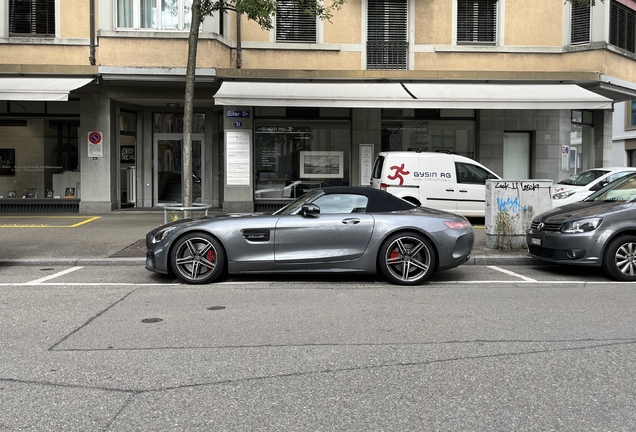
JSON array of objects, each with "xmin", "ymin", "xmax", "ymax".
[
  {"xmin": 342, "ymin": 218, "xmax": 361, "ymax": 225},
  {"xmin": 459, "ymin": 189, "xmax": 468, "ymax": 193},
  {"xmin": 446, "ymin": 188, "xmax": 455, "ymax": 192}
]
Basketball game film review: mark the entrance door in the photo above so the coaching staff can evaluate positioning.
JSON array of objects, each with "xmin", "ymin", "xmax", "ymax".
[
  {"xmin": 503, "ymin": 132, "xmax": 530, "ymax": 179},
  {"xmin": 154, "ymin": 134, "xmax": 204, "ymax": 205}
]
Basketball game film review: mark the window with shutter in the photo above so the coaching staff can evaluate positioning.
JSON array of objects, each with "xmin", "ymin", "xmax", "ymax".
[
  {"xmin": 276, "ymin": 0, "xmax": 317, "ymax": 43},
  {"xmin": 366, "ymin": 0, "xmax": 408, "ymax": 70},
  {"xmin": 610, "ymin": 0, "xmax": 636, "ymax": 53},
  {"xmin": 570, "ymin": 1, "xmax": 590, "ymax": 44},
  {"xmin": 457, "ymin": 0, "xmax": 497, "ymax": 44},
  {"xmin": 9, "ymin": 0, "xmax": 55, "ymax": 37}
]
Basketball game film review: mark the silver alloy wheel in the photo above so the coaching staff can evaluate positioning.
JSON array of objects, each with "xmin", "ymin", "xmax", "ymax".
[
  {"xmin": 614, "ymin": 241, "xmax": 636, "ymax": 276},
  {"xmin": 174, "ymin": 236, "xmax": 218, "ymax": 282},
  {"xmin": 383, "ymin": 235, "xmax": 432, "ymax": 283}
]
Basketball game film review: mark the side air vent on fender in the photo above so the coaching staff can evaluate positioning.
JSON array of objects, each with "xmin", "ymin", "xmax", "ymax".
[{"xmin": 241, "ymin": 229, "xmax": 270, "ymax": 242}]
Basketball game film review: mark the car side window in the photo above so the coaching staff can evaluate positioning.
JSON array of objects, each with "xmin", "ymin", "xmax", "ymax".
[
  {"xmin": 313, "ymin": 194, "xmax": 369, "ymax": 214},
  {"xmin": 456, "ymin": 163, "xmax": 496, "ymax": 184},
  {"xmin": 605, "ymin": 171, "xmax": 634, "ymax": 184}
]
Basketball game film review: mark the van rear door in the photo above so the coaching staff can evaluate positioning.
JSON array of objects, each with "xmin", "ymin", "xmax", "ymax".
[{"xmin": 371, "ymin": 154, "xmax": 384, "ymax": 189}]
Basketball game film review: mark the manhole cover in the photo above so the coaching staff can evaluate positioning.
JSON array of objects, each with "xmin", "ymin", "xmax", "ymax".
[{"xmin": 141, "ymin": 318, "xmax": 163, "ymax": 323}]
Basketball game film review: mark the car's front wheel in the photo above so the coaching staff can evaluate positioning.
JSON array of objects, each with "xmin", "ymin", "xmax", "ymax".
[
  {"xmin": 378, "ymin": 232, "xmax": 435, "ymax": 285},
  {"xmin": 602, "ymin": 235, "xmax": 636, "ymax": 281},
  {"xmin": 170, "ymin": 232, "xmax": 225, "ymax": 284}
]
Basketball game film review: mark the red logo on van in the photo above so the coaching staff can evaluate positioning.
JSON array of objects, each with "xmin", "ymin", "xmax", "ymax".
[{"xmin": 387, "ymin": 164, "xmax": 410, "ymax": 185}]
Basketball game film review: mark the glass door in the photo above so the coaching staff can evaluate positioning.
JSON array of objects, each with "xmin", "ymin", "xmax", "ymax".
[{"xmin": 154, "ymin": 134, "xmax": 204, "ymax": 205}]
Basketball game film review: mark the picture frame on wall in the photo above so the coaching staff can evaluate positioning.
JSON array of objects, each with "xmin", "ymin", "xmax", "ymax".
[
  {"xmin": 299, "ymin": 151, "xmax": 344, "ymax": 179},
  {"xmin": 46, "ymin": 189, "xmax": 54, "ymax": 199},
  {"xmin": 7, "ymin": 190, "xmax": 16, "ymax": 198},
  {"xmin": 64, "ymin": 187, "xmax": 75, "ymax": 198},
  {"xmin": 26, "ymin": 188, "xmax": 37, "ymax": 198}
]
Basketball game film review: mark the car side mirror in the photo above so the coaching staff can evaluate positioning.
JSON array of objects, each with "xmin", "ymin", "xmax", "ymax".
[
  {"xmin": 300, "ymin": 203, "xmax": 320, "ymax": 217},
  {"xmin": 590, "ymin": 182, "xmax": 608, "ymax": 191}
]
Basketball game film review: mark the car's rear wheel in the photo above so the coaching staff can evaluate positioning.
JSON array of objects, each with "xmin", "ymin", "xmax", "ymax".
[
  {"xmin": 378, "ymin": 232, "xmax": 435, "ymax": 285},
  {"xmin": 171, "ymin": 232, "xmax": 225, "ymax": 284},
  {"xmin": 602, "ymin": 235, "xmax": 636, "ymax": 281}
]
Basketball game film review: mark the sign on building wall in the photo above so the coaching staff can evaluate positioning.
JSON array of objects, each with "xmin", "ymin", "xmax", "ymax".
[
  {"xmin": 360, "ymin": 144, "xmax": 375, "ymax": 186},
  {"xmin": 226, "ymin": 131, "xmax": 251, "ymax": 186},
  {"xmin": 88, "ymin": 131, "xmax": 103, "ymax": 158}
]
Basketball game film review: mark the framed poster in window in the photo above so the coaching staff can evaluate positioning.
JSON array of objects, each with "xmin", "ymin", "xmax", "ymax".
[
  {"xmin": 300, "ymin": 151, "xmax": 343, "ymax": 179},
  {"xmin": 0, "ymin": 148, "xmax": 15, "ymax": 176}
]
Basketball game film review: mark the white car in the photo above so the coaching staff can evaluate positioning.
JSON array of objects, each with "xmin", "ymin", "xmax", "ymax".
[{"xmin": 552, "ymin": 167, "xmax": 636, "ymax": 207}]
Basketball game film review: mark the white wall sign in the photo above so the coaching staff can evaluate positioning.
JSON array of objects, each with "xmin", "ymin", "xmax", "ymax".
[
  {"xmin": 87, "ymin": 131, "xmax": 103, "ymax": 158},
  {"xmin": 360, "ymin": 144, "xmax": 375, "ymax": 186},
  {"xmin": 226, "ymin": 131, "xmax": 251, "ymax": 186}
]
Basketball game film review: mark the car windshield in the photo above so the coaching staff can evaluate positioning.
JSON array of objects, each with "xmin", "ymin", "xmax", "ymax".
[
  {"xmin": 272, "ymin": 189, "xmax": 323, "ymax": 215},
  {"xmin": 584, "ymin": 174, "xmax": 636, "ymax": 203},
  {"xmin": 557, "ymin": 169, "xmax": 609, "ymax": 186}
]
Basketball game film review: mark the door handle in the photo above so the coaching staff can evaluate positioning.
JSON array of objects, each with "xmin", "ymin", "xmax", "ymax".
[
  {"xmin": 342, "ymin": 218, "xmax": 361, "ymax": 225},
  {"xmin": 459, "ymin": 189, "xmax": 468, "ymax": 193},
  {"xmin": 445, "ymin": 188, "xmax": 455, "ymax": 192}
]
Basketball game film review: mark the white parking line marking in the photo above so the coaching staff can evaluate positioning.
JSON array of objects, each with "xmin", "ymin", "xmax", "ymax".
[
  {"xmin": 487, "ymin": 266, "xmax": 538, "ymax": 282},
  {"xmin": 24, "ymin": 267, "xmax": 84, "ymax": 284}
]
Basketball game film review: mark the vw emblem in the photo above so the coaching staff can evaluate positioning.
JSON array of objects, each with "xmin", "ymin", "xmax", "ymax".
[{"xmin": 537, "ymin": 222, "xmax": 545, "ymax": 232}]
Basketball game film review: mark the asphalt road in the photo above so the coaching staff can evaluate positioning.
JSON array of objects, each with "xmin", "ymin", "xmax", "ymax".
[{"xmin": 1, "ymin": 264, "xmax": 635, "ymax": 431}]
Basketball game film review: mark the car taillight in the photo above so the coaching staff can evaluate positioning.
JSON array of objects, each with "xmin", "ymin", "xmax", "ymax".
[{"xmin": 380, "ymin": 183, "xmax": 387, "ymax": 191}]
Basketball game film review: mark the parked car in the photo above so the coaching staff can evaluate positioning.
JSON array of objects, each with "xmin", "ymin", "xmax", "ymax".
[
  {"xmin": 146, "ymin": 186, "xmax": 474, "ymax": 286},
  {"xmin": 527, "ymin": 172, "xmax": 636, "ymax": 280},
  {"xmin": 551, "ymin": 167, "xmax": 636, "ymax": 207},
  {"xmin": 371, "ymin": 150, "xmax": 500, "ymax": 217}
]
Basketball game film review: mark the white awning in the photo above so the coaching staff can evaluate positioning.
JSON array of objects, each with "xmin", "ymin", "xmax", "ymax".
[
  {"xmin": 0, "ymin": 77, "xmax": 95, "ymax": 101},
  {"xmin": 214, "ymin": 81, "xmax": 613, "ymax": 110}
]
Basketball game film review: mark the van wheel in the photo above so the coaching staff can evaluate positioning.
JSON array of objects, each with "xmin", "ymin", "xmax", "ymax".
[
  {"xmin": 378, "ymin": 232, "xmax": 435, "ymax": 285},
  {"xmin": 403, "ymin": 197, "xmax": 421, "ymax": 206}
]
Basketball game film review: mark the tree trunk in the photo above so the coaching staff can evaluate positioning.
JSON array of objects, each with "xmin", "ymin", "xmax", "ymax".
[{"xmin": 182, "ymin": 0, "xmax": 202, "ymax": 219}]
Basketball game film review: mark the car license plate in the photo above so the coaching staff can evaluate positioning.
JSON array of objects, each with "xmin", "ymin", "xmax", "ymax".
[{"xmin": 531, "ymin": 238, "xmax": 542, "ymax": 246}]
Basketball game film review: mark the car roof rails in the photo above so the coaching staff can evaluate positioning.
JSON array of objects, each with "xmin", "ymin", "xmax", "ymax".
[{"xmin": 407, "ymin": 147, "xmax": 425, "ymax": 153}]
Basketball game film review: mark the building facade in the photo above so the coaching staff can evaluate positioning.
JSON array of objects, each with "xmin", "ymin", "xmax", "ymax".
[{"xmin": 1, "ymin": 0, "xmax": 636, "ymax": 213}]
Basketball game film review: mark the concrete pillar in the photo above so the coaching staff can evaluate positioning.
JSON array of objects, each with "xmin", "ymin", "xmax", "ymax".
[{"xmin": 79, "ymin": 96, "xmax": 118, "ymax": 213}]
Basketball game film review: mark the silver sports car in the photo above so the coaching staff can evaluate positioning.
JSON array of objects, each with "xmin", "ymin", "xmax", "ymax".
[{"xmin": 146, "ymin": 187, "xmax": 474, "ymax": 285}]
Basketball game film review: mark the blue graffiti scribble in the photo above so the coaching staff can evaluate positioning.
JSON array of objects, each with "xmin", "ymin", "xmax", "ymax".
[{"xmin": 496, "ymin": 196, "xmax": 528, "ymax": 213}]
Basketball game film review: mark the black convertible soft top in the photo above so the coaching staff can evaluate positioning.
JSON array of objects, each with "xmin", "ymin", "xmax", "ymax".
[{"xmin": 321, "ymin": 186, "xmax": 417, "ymax": 213}]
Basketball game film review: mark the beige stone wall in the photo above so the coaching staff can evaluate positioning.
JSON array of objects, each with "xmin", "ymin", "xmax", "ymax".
[
  {"xmin": 0, "ymin": 45, "xmax": 89, "ymax": 65},
  {"xmin": 59, "ymin": 0, "xmax": 90, "ymax": 39},
  {"xmin": 415, "ymin": 0, "xmax": 453, "ymax": 45},
  {"xmin": 325, "ymin": 0, "xmax": 361, "ymax": 44},
  {"xmin": 238, "ymin": 50, "xmax": 361, "ymax": 70},
  {"xmin": 504, "ymin": 0, "xmax": 562, "ymax": 47}
]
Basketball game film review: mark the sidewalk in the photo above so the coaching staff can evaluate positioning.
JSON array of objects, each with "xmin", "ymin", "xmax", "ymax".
[{"xmin": 0, "ymin": 211, "xmax": 537, "ymax": 266}]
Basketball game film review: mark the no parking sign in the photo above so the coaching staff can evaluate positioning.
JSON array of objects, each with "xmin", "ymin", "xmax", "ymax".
[{"xmin": 88, "ymin": 131, "xmax": 103, "ymax": 157}]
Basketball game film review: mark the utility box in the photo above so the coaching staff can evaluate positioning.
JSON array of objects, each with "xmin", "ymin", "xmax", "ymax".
[{"xmin": 485, "ymin": 179, "xmax": 553, "ymax": 250}]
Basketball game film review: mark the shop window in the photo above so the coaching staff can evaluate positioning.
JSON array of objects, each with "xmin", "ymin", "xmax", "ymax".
[
  {"xmin": 366, "ymin": 0, "xmax": 408, "ymax": 70},
  {"xmin": 276, "ymin": 0, "xmax": 317, "ymax": 42},
  {"xmin": 568, "ymin": 110, "xmax": 594, "ymax": 174},
  {"xmin": 153, "ymin": 112, "xmax": 205, "ymax": 133},
  {"xmin": 626, "ymin": 99, "xmax": 636, "ymax": 131},
  {"xmin": 457, "ymin": 0, "xmax": 498, "ymax": 44},
  {"xmin": 570, "ymin": 0, "xmax": 590, "ymax": 44},
  {"xmin": 381, "ymin": 120, "xmax": 476, "ymax": 159},
  {"xmin": 117, "ymin": 0, "xmax": 193, "ymax": 30},
  {"xmin": 609, "ymin": 0, "xmax": 636, "ymax": 53},
  {"xmin": 254, "ymin": 121, "xmax": 351, "ymax": 200},
  {"xmin": 9, "ymin": 0, "xmax": 55, "ymax": 37}
]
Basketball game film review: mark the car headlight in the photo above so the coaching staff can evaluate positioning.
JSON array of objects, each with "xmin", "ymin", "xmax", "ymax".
[
  {"xmin": 560, "ymin": 217, "xmax": 602, "ymax": 233},
  {"xmin": 552, "ymin": 189, "xmax": 576, "ymax": 200},
  {"xmin": 151, "ymin": 226, "xmax": 176, "ymax": 243}
]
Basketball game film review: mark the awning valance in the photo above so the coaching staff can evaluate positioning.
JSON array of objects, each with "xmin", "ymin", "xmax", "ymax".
[
  {"xmin": 0, "ymin": 77, "xmax": 95, "ymax": 101},
  {"xmin": 214, "ymin": 81, "xmax": 613, "ymax": 110}
]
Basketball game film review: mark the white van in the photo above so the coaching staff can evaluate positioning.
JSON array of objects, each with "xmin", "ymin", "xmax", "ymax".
[{"xmin": 370, "ymin": 151, "xmax": 500, "ymax": 217}]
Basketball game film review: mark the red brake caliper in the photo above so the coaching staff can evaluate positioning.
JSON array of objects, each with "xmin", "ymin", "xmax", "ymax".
[
  {"xmin": 206, "ymin": 250, "xmax": 216, "ymax": 264},
  {"xmin": 389, "ymin": 249, "xmax": 400, "ymax": 262}
]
